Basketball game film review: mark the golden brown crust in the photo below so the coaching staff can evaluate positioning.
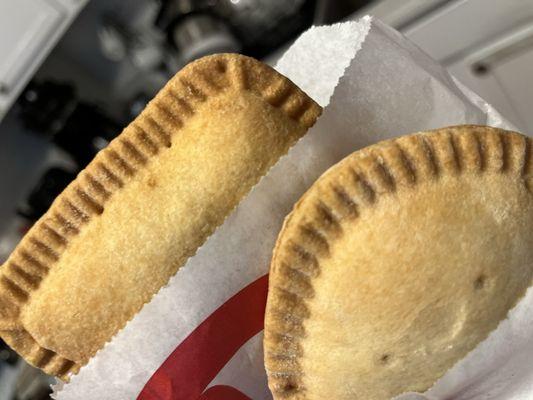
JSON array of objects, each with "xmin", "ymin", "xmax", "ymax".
[
  {"xmin": 0, "ymin": 53, "xmax": 321, "ymax": 379},
  {"xmin": 264, "ymin": 125, "xmax": 533, "ymax": 400}
]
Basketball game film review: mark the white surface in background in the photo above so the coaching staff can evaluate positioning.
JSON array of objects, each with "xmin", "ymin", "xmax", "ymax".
[
  {"xmin": 402, "ymin": 0, "xmax": 533, "ymax": 133},
  {"xmin": 0, "ymin": 0, "xmax": 88, "ymax": 122},
  {"xmin": 0, "ymin": 361, "xmax": 21, "ymax": 400},
  {"xmin": 404, "ymin": 0, "xmax": 533, "ymax": 63},
  {"xmin": 0, "ymin": 1, "xmax": 62, "ymax": 93},
  {"xmin": 55, "ymin": 17, "xmax": 532, "ymax": 400},
  {"xmin": 355, "ymin": 0, "xmax": 448, "ymax": 29}
]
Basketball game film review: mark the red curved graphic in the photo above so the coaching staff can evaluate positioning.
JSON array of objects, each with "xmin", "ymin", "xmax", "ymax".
[
  {"xmin": 137, "ymin": 274, "xmax": 269, "ymax": 400},
  {"xmin": 198, "ymin": 385, "xmax": 252, "ymax": 400}
]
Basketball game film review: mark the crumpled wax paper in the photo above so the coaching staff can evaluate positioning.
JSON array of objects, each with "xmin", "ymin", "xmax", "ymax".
[{"xmin": 53, "ymin": 17, "xmax": 533, "ymax": 400}]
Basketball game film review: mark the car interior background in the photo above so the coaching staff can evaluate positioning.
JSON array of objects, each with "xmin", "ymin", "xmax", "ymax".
[{"xmin": 0, "ymin": 0, "xmax": 532, "ymax": 398}]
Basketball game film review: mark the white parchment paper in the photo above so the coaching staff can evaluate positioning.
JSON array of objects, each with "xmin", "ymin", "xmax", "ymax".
[{"xmin": 54, "ymin": 17, "xmax": 533, "ymax": 400}]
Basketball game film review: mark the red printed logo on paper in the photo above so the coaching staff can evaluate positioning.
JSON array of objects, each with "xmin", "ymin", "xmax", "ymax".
[{"xmin": 137, "ymin": 274, "xmax": 269, "ymax": 400}]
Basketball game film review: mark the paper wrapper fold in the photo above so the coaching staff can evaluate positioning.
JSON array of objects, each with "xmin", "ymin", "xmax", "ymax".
[{"xmin": 53, "ymin": 17, "xmax": 533, "ymax": 400}]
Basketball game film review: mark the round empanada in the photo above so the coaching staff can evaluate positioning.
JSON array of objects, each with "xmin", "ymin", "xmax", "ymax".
[{"xmin": 264, "ymin": 125, "xmax": 533, "ymax": 400}]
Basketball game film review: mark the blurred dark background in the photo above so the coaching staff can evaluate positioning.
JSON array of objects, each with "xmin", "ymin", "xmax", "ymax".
[{"xmin": 1, "ymin": 0, "xmax": 532, "ymax": 398}]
